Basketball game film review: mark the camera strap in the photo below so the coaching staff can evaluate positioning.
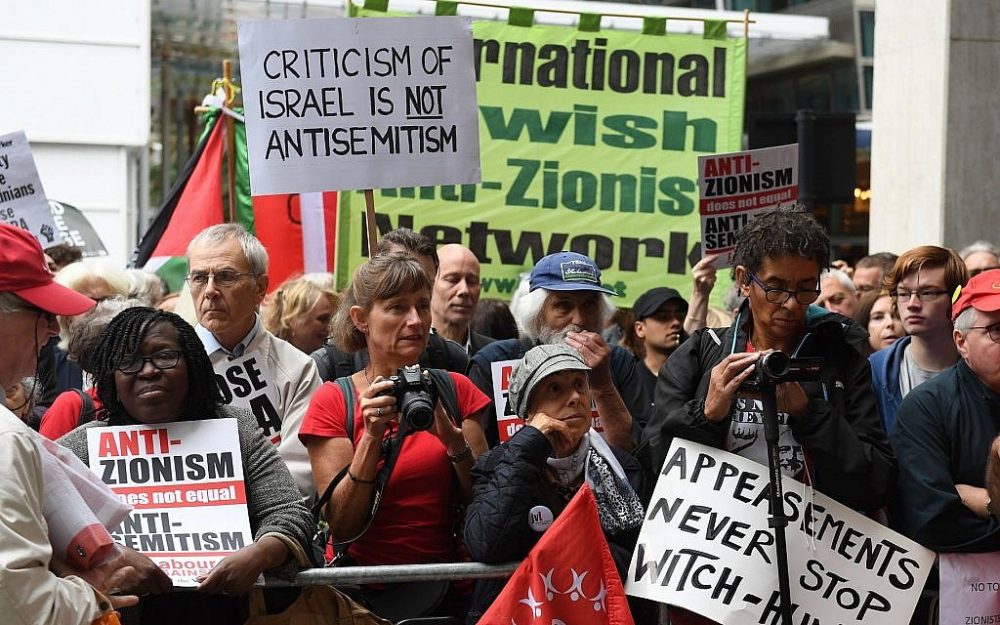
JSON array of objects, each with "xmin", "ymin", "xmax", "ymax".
[{"xmin": 312, "ymin": 377, "xmax": 409, "ymax": 559}]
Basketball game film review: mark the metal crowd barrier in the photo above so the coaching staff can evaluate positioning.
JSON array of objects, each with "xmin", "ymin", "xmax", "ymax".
[{"xmin": 264, "ymin": 562, "xmax": 521, "ymax": 587}]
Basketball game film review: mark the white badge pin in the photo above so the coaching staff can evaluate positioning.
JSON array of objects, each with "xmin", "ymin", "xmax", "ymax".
[{"xmin": 528, "ymin": 505, "xmax": 554, "ymax": 532}]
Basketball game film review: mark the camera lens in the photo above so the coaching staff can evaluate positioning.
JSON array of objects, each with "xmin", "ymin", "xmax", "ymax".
[
  {"xmin": 400, "ymin": 392, "xmax": 435, "ymax": 431},
  {"xmin": 759, "ymin": 351, "xmax": 790, "ymax": 378}
]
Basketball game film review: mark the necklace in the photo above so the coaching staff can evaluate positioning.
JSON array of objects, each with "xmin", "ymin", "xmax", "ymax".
[{"xmin": 362, "ymin": 366, "xmax": 373, "ymax": 388}]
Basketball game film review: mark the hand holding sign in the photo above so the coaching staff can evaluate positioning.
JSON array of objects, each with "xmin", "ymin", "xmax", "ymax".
[
  {"xmin": 692, "ymin": 254, "xmax": 721, "ymax": 296},
  {"xmin": 116, "ymin": 546, "xmax": 173, "ymax": 595},
  {"xmin": 52, "ymin": 551, "xmax": 140, "ymax": 610},
  {"xmin": 196, "ymin": 535, "xmax": 286, "ymax": 595}
]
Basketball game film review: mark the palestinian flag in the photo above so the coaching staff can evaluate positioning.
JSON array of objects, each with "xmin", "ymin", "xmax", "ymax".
[{"xmin": 133, "ymin": 110, "xmax": 338, "ymax": 293}]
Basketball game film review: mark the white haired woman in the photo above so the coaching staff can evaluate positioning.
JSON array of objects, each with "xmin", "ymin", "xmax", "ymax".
[{"xmin": 463, "ymin": 343, "xmax": 654, "ymax": 623}]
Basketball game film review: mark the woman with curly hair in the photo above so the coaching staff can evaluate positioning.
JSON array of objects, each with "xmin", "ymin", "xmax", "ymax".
[{"xmin": 58, "ymin": 307, "xmax": 313, "ymax": 625}]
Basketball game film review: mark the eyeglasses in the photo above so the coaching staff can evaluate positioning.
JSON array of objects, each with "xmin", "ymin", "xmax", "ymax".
[
  {"xmin": 890, "ymin": 289, "xmax": 950, "ymax": 302},
  {"xmin": 749, "ymin": 274, "xmax": 820, "ymax": 306},
  {"xmin": 117, "ymin": 350, "xmax": 183, "ymax": 374},
  {"xmin": 186, "ymin": 270, "xmax": 257, "ymax": 289},
  {"xmin": 969, "ymin": 324, "xmax": 1000, "ymax": 344}
]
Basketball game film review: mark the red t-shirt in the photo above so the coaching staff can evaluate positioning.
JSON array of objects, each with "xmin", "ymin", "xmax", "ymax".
[
  {"xmin": 300, "ymin": 372, "xmax": 489, "ymax": 566},
  {"xmin": 40, "ymin": 387, "xmax": 102, "ymax": 440}
]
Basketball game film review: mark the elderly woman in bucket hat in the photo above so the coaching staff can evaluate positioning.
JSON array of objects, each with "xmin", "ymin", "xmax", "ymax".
[{"xmin": 463, "ymin": 343, "xmax": 653, "ymax": 624}]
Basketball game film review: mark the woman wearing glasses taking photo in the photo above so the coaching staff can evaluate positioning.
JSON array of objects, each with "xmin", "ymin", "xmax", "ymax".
[
  {"xmin": 641, "ymin": 206, "xmax": 894, "ymax": 511},
  {"xmin": 58, "ymin": 307, "xmax": 313, "ymax": 625}
]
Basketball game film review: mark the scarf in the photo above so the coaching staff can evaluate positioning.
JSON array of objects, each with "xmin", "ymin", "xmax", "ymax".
[{"xmin": 546, "ymin": 430, "xmax": 645, "ymax": 536}]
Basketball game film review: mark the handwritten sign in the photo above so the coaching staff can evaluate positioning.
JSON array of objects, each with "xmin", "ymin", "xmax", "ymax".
[
  {"xmin": 0, "ymin": 130, "xmax": 59, "ymax": 247},
  {"xmin": 86, "ymin": 419, "xmax": 254, "ymax": 586},
  {"xmin": 237, "ymin": 16, "xmax": 481, "ymax": 195},
  {"xmin": 698, "ymin": 143, "xmax": 798, "ymax": 267},
  {"xmin": 626, "ymin": 439, "xmax": 934, "ymax": 625},
  {"xmin": 213, "ymin": 351, "xmax": 282, "ymax": 445},
  {"xmin": 939, "ymin": 552, "xmax": 1000, "ymax": 625}
]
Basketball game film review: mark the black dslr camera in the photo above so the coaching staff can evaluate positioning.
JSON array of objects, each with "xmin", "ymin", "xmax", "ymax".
[
  {"xmin": 385, "ymin": 365, "xmax": 438, "ymax": 431},
  {"xmin": 741, "ymin": 351, "xmax": 824, "ymax": 391}
]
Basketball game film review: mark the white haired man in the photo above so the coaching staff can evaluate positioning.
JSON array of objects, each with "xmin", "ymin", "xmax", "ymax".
[
  {"xmin": 817, "ymin": 267, "xmax": 858, "ymax": 318},
  {"xmin": 468, "ymin": 252, "xmax": 649, "ymax": 450},
  {"xmin": 187, "ymin": 223, "xmax": 321, "ymax": 498},
  {"xmin": 960, "ymin": 240, "xmax": 1000, "ymax": 278}
]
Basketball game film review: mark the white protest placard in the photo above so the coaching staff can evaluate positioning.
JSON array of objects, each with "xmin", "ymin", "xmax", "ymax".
[
  {"xmin": 626, "ymin": 439, "xmax": 934, "ymax": 625},
  {"xmin": 86, "ymin": 419, "xmax": 254, "ymax": 587},
  {"xmin": 491, "ymin": 359, "xmax": 523, "ymax": 444},
  {"xmin": 698, "ymin": 143, "xmax": 798, "ymax": 267},
  {"xmin": 237, "ymin": 16, "xmax": 481, "ymax": 195},
  {"xmin": 213, "ymin": 350, "xmax": 283, "ymax": 445},
  {"xmin": 939, "ymin": 552, "xmax": 1000, "ymax": 625},
  {"xmin": 0, "ymin": 131, "xmax": 59, "ymax": 247}
]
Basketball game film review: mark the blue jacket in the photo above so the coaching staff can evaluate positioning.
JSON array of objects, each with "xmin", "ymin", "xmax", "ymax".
[{"xmin": 868, "ymin": 335, "xmax": 910, "ymax": 434}]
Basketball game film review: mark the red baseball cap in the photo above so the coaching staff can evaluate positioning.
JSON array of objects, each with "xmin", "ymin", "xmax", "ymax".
[
  {"xmin": 952, "ymin": 268, "xmax": 1000, "ymax": 321},
  {"xmin": 0, "ymin": 223, "xmax": 95, "ymax": 316}
]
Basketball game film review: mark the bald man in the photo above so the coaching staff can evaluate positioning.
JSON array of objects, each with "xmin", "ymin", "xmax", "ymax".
[{"xmin": 432, "ymin": 244, "xmax": 494, "ymax": 355}]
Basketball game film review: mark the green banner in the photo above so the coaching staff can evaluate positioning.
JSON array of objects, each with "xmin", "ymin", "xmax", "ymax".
[{"xmin": 339, "ymin": 14, "xmax": 746, "ymax": 306}]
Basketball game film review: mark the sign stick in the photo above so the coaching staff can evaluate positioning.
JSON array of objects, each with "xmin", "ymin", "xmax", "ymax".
[{"xmin": 364, "ymin": 189, "xmax": 378, "ymax": 258}]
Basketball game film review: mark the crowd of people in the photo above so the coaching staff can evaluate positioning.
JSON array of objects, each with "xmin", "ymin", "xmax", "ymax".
[{"xmin": 2, "ymin": 209, "xmax": 1000, "ymax": 625}]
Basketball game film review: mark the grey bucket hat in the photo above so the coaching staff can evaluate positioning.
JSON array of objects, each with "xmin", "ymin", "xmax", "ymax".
[{"xmin": 507, "ymin": 344, "xmax": 591, "ymax": 418}]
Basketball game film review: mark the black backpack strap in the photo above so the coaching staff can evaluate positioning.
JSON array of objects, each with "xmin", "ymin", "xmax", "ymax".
[
  {"xmin": 311, "ymin": 346, "xmax": 332, "ymax": 382},
  {"xmin": 73, "ymin": 388, "xmax": 95, "ymax": 428},
  {"xmin": 424, "ymin": 334, "xmax": 470, "ymax": 373},
  {"xmin": 313, "ymin": 377, "xmax": 357, "ymax": 516},
  {"xmin": 427, "ymin": 368, "xmax": 461, "ymax": 428}
]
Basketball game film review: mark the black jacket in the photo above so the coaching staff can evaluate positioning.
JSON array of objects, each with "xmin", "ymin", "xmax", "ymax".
[
  {"xmin": 463, "ymin": 426, "xmax": 652, "ymax": 623},
  {"xmin": 468, "ymin": 331, "xmax": 495, "ymax": 357},
  {"xmin": 639, "ymin": 302, "xmax": 895, "ymax": 513},
  {"xmin": 890, "ymin": 360, "xmax": 1000, "ymax": 552}
]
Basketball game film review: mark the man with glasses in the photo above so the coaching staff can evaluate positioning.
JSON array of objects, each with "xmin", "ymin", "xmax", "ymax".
[
  {"xmin": 892, "ymin": 268, "xmax": 1000, "ymax": 578},
  {"xmin": 640, "ymin": 207, "xmax": 894, "ymax": 517},
  {"xmin": 869, "ymin": 246, "xmax": 968, "ymax": 433},
  {"xmin": 187, "ymin": 223, "xmax": 321, "ymax": 499}
]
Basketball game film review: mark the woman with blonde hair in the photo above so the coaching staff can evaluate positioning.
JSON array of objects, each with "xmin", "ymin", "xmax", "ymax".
[{"xmin": 263, "ymin": 276, "xmax": 338, "ymax": 355}]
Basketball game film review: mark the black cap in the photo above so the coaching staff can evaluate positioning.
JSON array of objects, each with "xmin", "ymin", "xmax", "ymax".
[{"xmin": 632, "ymin": 287, "xmax": 688, "ymax": 320}]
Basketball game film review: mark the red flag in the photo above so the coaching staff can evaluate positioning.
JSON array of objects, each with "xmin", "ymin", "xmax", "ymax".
[
  {"xmin": 478, "ymin": 484, "xmax": 635, "ymax": 625},
  {"xmin": 251, "ymin": 191, "xmax": 338, "ymax": 291}
]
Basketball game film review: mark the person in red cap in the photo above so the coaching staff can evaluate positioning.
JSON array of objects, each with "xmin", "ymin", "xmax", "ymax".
[
  {"xmin": 0, "ymin": 223, "xmax": 139, "ymax": 623},
  {"xmin": 891, "ymin": 267, "xmax": 1000, "ymax": 607}
]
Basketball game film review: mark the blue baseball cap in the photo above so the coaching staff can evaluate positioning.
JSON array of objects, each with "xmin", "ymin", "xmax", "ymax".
[{"xmin": 529, "ymin": 252, "xmax": 619, "ymax": 296}]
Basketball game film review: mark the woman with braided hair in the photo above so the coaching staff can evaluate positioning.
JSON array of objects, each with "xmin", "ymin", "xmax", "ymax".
[{"xmin": 58, "ymin": 307, "xmax": 313, "ymax": 625}]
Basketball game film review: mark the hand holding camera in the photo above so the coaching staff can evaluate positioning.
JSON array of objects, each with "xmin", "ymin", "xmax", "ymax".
[
  {"xmin": 705, "ymin": 352, "xmax": 759, "ymax": 422},
  {"xmin": 359, "ymin": 376, "xmax": 399, "ymax": 439},
  {"xmin": 706, "ymin": 351, "xmax": 823, "ymax": 422}
]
